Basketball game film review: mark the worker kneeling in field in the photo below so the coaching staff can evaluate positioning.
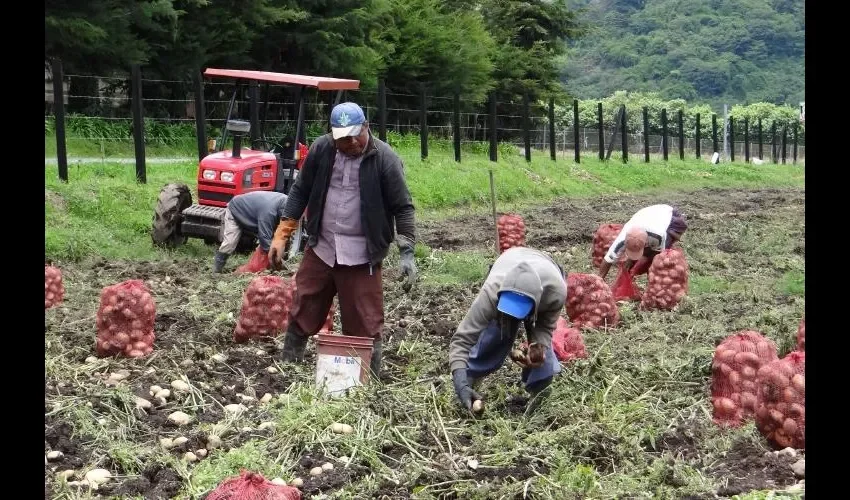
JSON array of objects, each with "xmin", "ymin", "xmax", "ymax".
[
  {"xmin": 268, "ymin": 102, "xmax": 417, "ymax": 377},
  {"xmin": 213, "ymin": 191, "xmax": 288, "ymax": 274},
  {"xmin": 449, "ymin": 246, "xmax": 567, "ymax": 413},
  {"xmin": 598, "ymin": 204, "xmax": 688, "ymax": 280}
]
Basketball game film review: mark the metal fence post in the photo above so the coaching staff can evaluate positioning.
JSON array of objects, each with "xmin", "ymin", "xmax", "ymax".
[
  {"xmin": 597, "ymin": 102, "xmax": 604, "ymax": 160},
  {"xmin": 643, "ymin": 106, "xmax": 650, "ymax": 163},
  {"xmin": 420, "ymin": 83, "xmax": 428, "ymax": 160},
  {"xmin": 51, "ymin": 59, "xmax": 68, "ymax": 182},
  {"xmin": 573, "ymin": 99, "xmax": 580, "ymax": 163},
  {"xmin": 378, "ymin": 79, "xmax": 387, "ymax": 142},
  {"xmin": 661, "ymin": 109, "xmax": 668, "ymax": 161},
  {"xmin": 695, "ymin": 113, "xmax": 701, "ymax": 159},
  {"xmin": 549, "ymin": 97, "xmax": 556, "ymax": 161},
  {"xmin": 131, "ymin": 64, "xmax": 147, "ymax": 184}
]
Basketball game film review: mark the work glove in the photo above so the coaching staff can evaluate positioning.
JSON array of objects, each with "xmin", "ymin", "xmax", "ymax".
[
  {"xmin": 398, "ymin": 236, "xmax": 417, "ymax": 293},
  {"xmin": 452, "ymin": 368, "xmax": 483, "ymax": 412},
  {"xmin": 268, "ymin": 218, "xmax": 299, "ymax": 270}
]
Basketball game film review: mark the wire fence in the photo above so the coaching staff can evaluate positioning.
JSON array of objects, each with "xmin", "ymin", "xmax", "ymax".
[{"xmin": 45, "ymin": 69, "xmax": 806, "ymax": 165}]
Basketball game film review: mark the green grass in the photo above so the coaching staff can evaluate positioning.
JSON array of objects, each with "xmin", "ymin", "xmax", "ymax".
[{"xmin": 45, "ymin": 139, "xmax": 804, "ymax": 262}]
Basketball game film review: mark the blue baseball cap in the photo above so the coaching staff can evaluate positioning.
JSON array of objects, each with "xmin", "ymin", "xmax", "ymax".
[
  {"xmin": 497, "ymin": 291, "xmax": 535, "ymax": 320},
  {"xmin": 330, "ymin": 102, "xmax": 367, "ymax": 140}
]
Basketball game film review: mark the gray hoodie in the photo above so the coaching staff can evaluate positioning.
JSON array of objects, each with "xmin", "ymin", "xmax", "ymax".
[{"xmin": 449, "ymin": 247, "xmax": 568, "ymax": 372}]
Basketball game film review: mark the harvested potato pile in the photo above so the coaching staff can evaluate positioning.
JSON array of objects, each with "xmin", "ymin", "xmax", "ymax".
[
  {"xmin": 591, "ymin": 223, "xmax": 623, "ymax": 269},
  {"xmin": 756, "ymin": 350, "xmax": 805, "ymax": 450},
  {"xmin": 640, "ymin": 248, "xmax": 689, "ymax": 311},
  {"xmin": 710, "ymin": 330, "xmax": 778, "ymax": 427},
  {"xmin": 235, "ymin": 275, "xmax": 334, "ymax": 342},
  {"xmin": 566, "ymin": 273, "xmax": 619, "ymax": 329},
  {"xmin": 45, "ymin": 265, "xmax": 65, "ymax": 309},
  {"xmin": 497, "ymin": 214, "xmax": 526, "ymax": 253},
  {"xmin": 95, "ymin": 280, "xmax": 156, "ymax": 358}
]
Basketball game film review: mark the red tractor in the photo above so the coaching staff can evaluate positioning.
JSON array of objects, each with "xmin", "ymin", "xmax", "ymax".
[{"xmin": 151, "ymin": 68, "xmax": 360, "ymax": 258}]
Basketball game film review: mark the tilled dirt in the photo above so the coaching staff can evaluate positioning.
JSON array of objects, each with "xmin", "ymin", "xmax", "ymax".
[
  {"xmin": 419, "ymin": 188, "xmax": 803, "ymax": 254},
  {"xmin": 44, "ymin": 187, "xmax": 805, "ymax": 499}
]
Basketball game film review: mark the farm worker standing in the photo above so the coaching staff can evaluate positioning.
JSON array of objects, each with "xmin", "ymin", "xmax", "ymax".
[
  {"xmin": 213, "ymin": 191, "xmax": 288, "ymax": 274},
  {"xmin": 598, "ymin": 204, "xmax": 688, "ymax": 280},
  {"xmin": 268, "ymin": 102, "xmax": 417, "ymax": 377},
  {"xmin": 449, "ymin": 246, "xmax": 567, "ymax": 413}
]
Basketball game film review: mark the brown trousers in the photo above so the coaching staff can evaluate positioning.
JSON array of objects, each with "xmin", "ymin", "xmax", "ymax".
[{"xmin": 288, "ymin": 247, "xmax": 384, "ymax": 339}]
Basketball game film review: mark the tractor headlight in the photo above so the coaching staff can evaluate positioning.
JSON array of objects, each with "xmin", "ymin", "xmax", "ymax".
[
  {"xmin": 220, "ymin": 172, "xmax": 235, "ymax": 183},
  {"xmin": 203, "ymin": 169, "xmax": 216, "ymax": 180}
]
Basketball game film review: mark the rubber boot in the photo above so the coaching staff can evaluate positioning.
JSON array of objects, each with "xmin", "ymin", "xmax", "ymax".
[
  {"xmin": 369, "ymin": 339, "xmax": 383, "ymax": 380},
  {"xmin": 280, "ymin": 325, "xmax": 309, "ymax": 363},
  {"xmin": 213, "ymin": 251, "xmax": 229, "ymax": 273}
]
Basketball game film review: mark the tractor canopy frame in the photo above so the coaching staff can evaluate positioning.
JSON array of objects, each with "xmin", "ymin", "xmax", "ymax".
[{"xmin": 200, "ymin": 68, "xmax": 360, "ymax": 164}]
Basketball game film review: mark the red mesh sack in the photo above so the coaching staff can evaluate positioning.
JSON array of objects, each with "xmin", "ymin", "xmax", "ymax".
[
  {"xmin": 552, "ymin": 317, "xmax": 588, "ymax": 362},
  {"xmin": 45, "ymin": 265, "xmax": 65, "ymax": 309},
  {"xmin": 611, "ymin": 263, "xmax": 642, "ymax": 302},
  {"xmin": 755, "ymin": 351, "xmax": 805, "ymax": 449},
  {"xmin": 710, "ymin": 331, "xmax": 778, "ymax": 427},
  {"xmin": 320, "ymin": 302, "xmax": 336, "ymax": 333},
  {"xmin": 591, "ymin": 223, "xmax": 623, "ymax": 268},
  {"xmin": 95, "ymin": 280, "xmax": 156, "ymax": 358},
  {"xmin": 497, "ymin": 214, "xmax": 526, "ymax": 253},
  {"xmin": 566, "ymin": 273, "xmax": 619, "ymax": 330},
  {"xmin": 640, "ymin": 248, "xmax": 689, "ymax": 311},
  {"xmin": 234, "ymin": 276, "xmax": 292, "ymax": 343},
  {"xmin": 206, "ymin": 470, "xmax": 301, "ymax": 500},
  {"xmin": 236, "ymin": 247, "xmax": 271, "ymax": 274},
  {"xmin": 796, "ymin": 318, "xmax": 805, "ymax": 351}
]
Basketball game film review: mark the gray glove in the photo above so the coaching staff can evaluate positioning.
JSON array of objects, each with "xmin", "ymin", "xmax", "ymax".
[
  {"xmin": 452, "ymin": 368, "xmax": 482, "ymax": 411},
  {"xmin": 398, "ymin": 236, "xmax": 417, "ymax": 292}
]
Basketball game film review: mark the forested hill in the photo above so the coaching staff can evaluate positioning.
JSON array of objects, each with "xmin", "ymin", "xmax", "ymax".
[{"xmin": 561, "ymin": 0, "xmax": 805, "ymax": 107}]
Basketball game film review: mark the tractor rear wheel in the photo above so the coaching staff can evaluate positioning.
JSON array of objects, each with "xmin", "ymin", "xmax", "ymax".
[{"xmin": 152, "ymin": 183, "xmax": 192, "ymax": 248}]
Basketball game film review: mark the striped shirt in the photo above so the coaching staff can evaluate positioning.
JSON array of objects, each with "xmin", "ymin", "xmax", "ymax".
[{"xmin": 313, "ymin": 150, "xmax": 370, "ymax": 267}]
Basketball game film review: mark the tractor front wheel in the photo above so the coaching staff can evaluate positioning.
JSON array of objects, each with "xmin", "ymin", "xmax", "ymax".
[{"xmin": 152, "ymin": 183, "xmax": 192, "ymax": 248}]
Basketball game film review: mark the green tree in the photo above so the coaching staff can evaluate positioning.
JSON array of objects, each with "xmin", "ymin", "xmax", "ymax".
[{"xmin": 379, "ymin": 0, "xmax": 496, "ymax": 102}]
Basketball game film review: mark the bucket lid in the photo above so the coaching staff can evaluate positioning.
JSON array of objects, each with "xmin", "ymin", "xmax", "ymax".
[{"xmin": 316, "ymin": 333, "xmax": 374, "ymax": 347}]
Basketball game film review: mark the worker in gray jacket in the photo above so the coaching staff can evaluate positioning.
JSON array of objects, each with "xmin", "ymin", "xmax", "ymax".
[
  {"xmin": 213, "ymin": 191, "xmax": 288, "ymax": 273},
  {"xmin": 449, "ymin": 246, "xmax": 567, "ymax": 413}
]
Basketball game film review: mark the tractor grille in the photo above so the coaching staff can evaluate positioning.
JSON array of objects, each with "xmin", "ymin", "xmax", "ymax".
[{"xmin": 198, "ymin": 190, "xmax": 233, "ymax": 203}]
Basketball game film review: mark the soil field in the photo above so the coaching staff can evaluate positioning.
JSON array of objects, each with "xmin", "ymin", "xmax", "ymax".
[{"xmin": 45, "ymin": 187, "xmax": 805, "ymax": 499}]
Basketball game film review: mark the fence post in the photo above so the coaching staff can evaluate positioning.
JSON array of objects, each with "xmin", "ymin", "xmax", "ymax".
[
  {"xmin": 523, "ymin": 92, "xmax": 531, "ymax": 162},
  {"xmin": 661, "ymin": 108, "xmax": 668, "ymax": 161},
  {"xmin": 643, "ymin": 106, "xmax": 650, "ymax": 163},
  {"xmin": 573, "ymin": 99, "xmax": 580, "ymax": 163},
  {"xmin": 729, "ymin": 117, "xmax": 735, "ymax": 162},
  {"xmin": 378, "ymin": 79, "xmax": 387, "ymax": 142},
  {"xmin": 420, "ymin": 83, "xmax": 428, "ymax": 160},
  {"xmin": 549, "ymin": 97, "xmax": 556, "ymax": 161},
  {"xmin": 758, "ymin": 118, "xmax": 763, "ymax": 160},
  {"xmin": 131, "ymin": 64, "xmax": 147, "ymax": 184},
  {"xmin": 620, "ymin": 105, "xmax": 628, "ymax": 163},
  {"xmin": 453, "ymin": 89, "xmax": 461, "ymax": 163},
  {"xmin": 793, "ymin": 122, "xmax": 799, "ymax": 164},
  {"xmin": 695, "ymin": 113, "xmax": 701, "ymax": 159},
  {"xmin": 597, "ymin": 102, "xmax": 604, "ymax": 160},
  {"xmin": 193, "ymin": 70, "xmax": 207, "ymax": 162},
  {"xmin": 677, "ymin": 110, "xmax": 684, "ymax": 160},
  {"xmin": 489, "ymin": 93, "xmax": 498, "ymax": 162},
  {"xmin": 781, "ymin": 124, "xmax": 787, "ymax": 164},
  {"xmin": 51, "ymin": 59, "xmax": 68, "ymax": 182},
  {"xmin": 771, "ymin": 122, "xmax": 777, "ymax": 164},
  {"xmin": 711, "ymin": 114, "xmax": 718, "ymax": 153},
  {"xmin": 744, "ymin": 118, "xmax": 750, "ymax": 163},
  {"xmin": 249, "ymin": 80, "xmax": 260, "ymax": 144}
]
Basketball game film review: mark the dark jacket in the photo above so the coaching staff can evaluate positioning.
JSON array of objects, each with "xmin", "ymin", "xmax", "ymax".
[
  {"xmin": 282, "ymin": 133, "xmax": 416, "ymax": 266},
  {"xmin": 227, "ymin": 191, "xmax": 288, "ymax": 251}
]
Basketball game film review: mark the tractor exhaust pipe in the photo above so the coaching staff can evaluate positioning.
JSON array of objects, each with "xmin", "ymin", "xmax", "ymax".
[{"xmin": 226, "ymin": 120, "xmax": 251, "ymax": 159}]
